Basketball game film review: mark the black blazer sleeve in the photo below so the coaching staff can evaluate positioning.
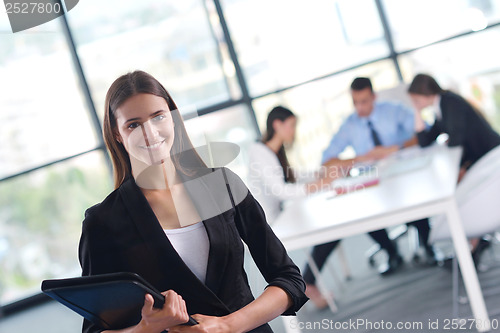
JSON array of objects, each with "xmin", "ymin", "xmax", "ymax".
[
  {"xmin": 439, "ymin": 93, "xmax": 469, "ymax": 148},
  {"xmin": 78, "ymin": 207, "xmax": 107, "ymax": 333},
  {"xmin": 416, "ymin": 122, "xmax": 442, "ymax": 148},
  {"xmin": 79, "ymin": 190, "xmax": 131, "ymax": 278},
  {"xmin": 79, "ymin": 200, "xmax": 128, "ymax": 333},
  {"xmin": 416, "ymin": 92, "xmax": 470, "ymax": 148},
  {"xmin": 79, "ymin": 205, "xmax": 118, "ymax": 277},
  {"xmin": 224, "ymin": 169, "xmax": 308, "ymax": 315},
  {"xmin": 421, "ymin": 92, "xmax": 500, "ymax": 167}
]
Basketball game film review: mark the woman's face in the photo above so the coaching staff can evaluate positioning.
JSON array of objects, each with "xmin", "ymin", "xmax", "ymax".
[
  {"xmin": 410, "ymin": 93, "xmax": 435, "ymax": 111},
  {"xmin": 114, "ymin": 93, "xmax": 175, "ymax": 165},
  {"xmin": 274, "ymin": 116, "xmax": 297, "ymax": 144}
]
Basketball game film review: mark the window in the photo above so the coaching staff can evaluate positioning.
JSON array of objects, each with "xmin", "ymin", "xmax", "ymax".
[
  {"xmin": 383, "ymin": 0, "xmax": 500, "ymax": 52},
  {"xmin": 252, "ymin": 60, "xmax": 399, "ymax": 168},
  {"xmin": 221, "ymin": 0, "xmax": 389, "ymax": 96},
  {"xmin": 65, "ymin": 0, "xmax": 237, "ymax": 116},
  {"xmin": 0, "ymin": 11, "xmax": 108, "ymax": 305},
  {"xmin": 0, "ymin": 152, "xmax": 111, "ymax": 304},
  {"xmin": 184, "ymin": 105, "xmax": 258, "ymax": 181},
  {"xmin": 0, "ymin": 19, "xmax": 98, "ymax": 180},
  {"xmin": 399, "ymin": 25, "xmax": 500, "ymax": 131}
]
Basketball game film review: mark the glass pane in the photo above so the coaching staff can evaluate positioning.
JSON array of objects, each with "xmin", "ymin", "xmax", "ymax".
[
  {"xmin": 184, "ymin": 106, "xmax": 258, "ymax": 181},
  {"xmin": 65, "ymin": 0, "xmax": 236, "ymax": 116},
  {"xmin": 221, "ymin": 0, "xmax": 389, "ymax": 96},
  {"xmin": 0, "ymin": 16, "xmax": 98, "ymax": 179},
  {"xmin": 399, "ymin": 26, "xmax": 500, "ymax": 132},
  {"xmin": 383, "ymin": 0, "xmax": 500, "ymax": 52},
  {"xmin": 252, "ymin": 60, "xmax": 398, "ymax": 168},
  {"xmin": 0, "ymin": 152, "xmax": 112, "ymax": 305}
]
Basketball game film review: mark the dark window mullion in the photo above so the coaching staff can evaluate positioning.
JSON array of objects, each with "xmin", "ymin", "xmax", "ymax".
[
  {"xmin": 211, "ymin": 0, "xmax": 261, "ymax": 137},
  {"xmin": 56, "ymin": 0, "xmax": 112, "ymax": 174},
  {"xmin": 374, "ymin": 0, "xmax": 403, "ymax": 82}
]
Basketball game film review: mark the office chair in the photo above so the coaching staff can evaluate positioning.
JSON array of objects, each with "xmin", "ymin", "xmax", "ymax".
[
  {"xmin": 429, "ymin": 144, "xmax": 500, "ymax": 242},
  {"xmin": 428, "ymin": 144, "xmax": 500, "ymax": 319}
]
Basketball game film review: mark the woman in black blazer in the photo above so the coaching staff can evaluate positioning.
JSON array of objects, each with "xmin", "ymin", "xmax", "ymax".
[
  {"xmin": 79, "ymin": 70, "xmax": 307, "ymax": 333},
  {"xmin": 408, "ymin": 73, "xmax": 500, "ymax": 266},
  {"xmin": 409, "ymin": 73, "xmax": 500, "ymax": 172}
]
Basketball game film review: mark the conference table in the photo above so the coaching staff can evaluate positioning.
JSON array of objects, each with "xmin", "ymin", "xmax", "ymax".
[{"xmin": 272, "ymin": 145, "xmax": 491, "ymax": 332}]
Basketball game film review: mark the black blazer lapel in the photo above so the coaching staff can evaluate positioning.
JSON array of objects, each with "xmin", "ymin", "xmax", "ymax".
[
  {"xmin": 180, "ymin": 169, "xmax": 233, "ymax": 298},
  {"xmin": 203, "ymin": 208, "xmax": 232, "ymax": 296}
]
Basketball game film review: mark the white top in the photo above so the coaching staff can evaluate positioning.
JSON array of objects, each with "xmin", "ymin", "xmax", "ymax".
[
  {"xmin": 247, "ymin": 142, "xmax": 309, "ymax": 222},
  {"xmin": 433, "ymin": 95, "xmax": 442, "ymax": 120},
  {"xmin": 164, "ymin": 222, "xmax": 209, "ymax": 283}
]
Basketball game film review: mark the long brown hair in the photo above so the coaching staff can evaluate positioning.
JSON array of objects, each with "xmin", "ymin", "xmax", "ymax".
[
  {"xmin": 262, "ymin": 106, "xmax": 296, "ymax": 183},
  {"xmin": 408, "ymin": 73, "xmax": 444, "ymax": 96},
  {"xmin": 103, "ymin": 70, "xmax": 206, "ymax": 189},
  {"xmin": 408, "ymin": 73, "xmax": 490, "ymax": 121}
]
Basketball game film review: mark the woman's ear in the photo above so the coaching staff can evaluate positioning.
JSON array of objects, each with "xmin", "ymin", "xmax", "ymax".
[
  {"xmin": 115, "ymin": 131, "xmax": 123, "ymax": 144},
  {"xmin": 272, "ymin": 119, "xmax": 282, "ymax": 133}
]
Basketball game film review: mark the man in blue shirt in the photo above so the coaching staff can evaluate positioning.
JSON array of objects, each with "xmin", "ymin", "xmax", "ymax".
[
  {"xmin": 303, "ymin": 78, "xmax": 434, "ymax": 294},
  {"xmin": 322, "ymin": 78, "xmax": 415, "ymax": 166}
]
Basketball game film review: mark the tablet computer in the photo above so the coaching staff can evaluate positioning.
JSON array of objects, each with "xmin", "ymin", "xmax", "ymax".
[{"xmin": 42, "ymin": 272, "xmax": 197, "ymax": 330}]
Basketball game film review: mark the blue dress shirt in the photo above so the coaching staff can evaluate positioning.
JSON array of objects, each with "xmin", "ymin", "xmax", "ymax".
[{"xmin": 322, "ymin": 101, "xmax": 415, "ymax": 164}]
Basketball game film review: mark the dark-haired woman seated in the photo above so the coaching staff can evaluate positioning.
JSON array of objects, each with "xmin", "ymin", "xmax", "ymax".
[{"xmin": 248, "ymin": 106, "xmax": 339, "ymax": 310}]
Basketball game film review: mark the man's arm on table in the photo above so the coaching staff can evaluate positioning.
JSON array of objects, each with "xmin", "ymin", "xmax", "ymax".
[{"xmin": 322, "ymin": 136, "xmax": 418, "ymax": 168}]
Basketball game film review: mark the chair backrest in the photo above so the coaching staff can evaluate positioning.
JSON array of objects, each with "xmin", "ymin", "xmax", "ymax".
[
  {"xmin": 456, "ymin": 144, "xmax": 500, "ymax": 204},
  {"xmin": 430, "ymin": 144, "xmax": 500, "ymax": 241}
]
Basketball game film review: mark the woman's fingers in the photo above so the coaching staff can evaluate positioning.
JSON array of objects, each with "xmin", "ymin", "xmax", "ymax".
[
  {"xmin": 161, "ymin": 290, "xmax": 190, "ymax": 323},
  {"xmin": 163, "ymin": 290, "xmax": 180, "ymax": 310},
  {"xmin": 180, "ymin": 298, "xmax": 189, "ymax": 323},
  {"xmin": 169, "ymin": 315, "xmax": 203, "ymax": 332},
  {"xmin": 139, "ymin": 290, "xmax": 192, "ymax": 331},
  {"xmin": 143, "ymin": 293, "xmax": 155, "ymax": 314}
]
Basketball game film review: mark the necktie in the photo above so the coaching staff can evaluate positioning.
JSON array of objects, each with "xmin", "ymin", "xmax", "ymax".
[{"xmin": 367, "ymin": 120, "xmax": 382, "ymax": 146}]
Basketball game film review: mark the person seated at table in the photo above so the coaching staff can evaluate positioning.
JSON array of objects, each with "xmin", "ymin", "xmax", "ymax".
[
  {"xmin": 321, "ymin": 77, "xmax": 437, "ymax": 277},
  {"xmin": 408, "ymin": 73, "xmax": 500, "ymax": 266},
  {"xmin": 248, "ymin": 106, "xmax": 339, "ymax": 309}
]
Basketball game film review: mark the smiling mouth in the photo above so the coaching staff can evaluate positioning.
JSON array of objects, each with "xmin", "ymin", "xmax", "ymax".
[{"xmin": 140, "ymin": 139, "xmax": 165, "ymax": 149}]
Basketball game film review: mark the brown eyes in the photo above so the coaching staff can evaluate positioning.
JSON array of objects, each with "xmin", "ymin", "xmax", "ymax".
[{"xmin": 126, "ymin": 115, "xmax": 166, "ymax": 130}]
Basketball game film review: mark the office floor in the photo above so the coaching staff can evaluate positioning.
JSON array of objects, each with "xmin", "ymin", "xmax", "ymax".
[{"xmin": 1, "ymin": 233, "xmax": 499, "ymax": 333}]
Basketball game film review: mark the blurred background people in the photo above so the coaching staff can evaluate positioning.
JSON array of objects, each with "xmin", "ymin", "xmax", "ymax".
[
  {"xmin": 321, "ymin": 77, "xmax": 436, "ymax": 276},
  {"xmin": 248, "ymin": 106, "xmax": 337, "ymax": 223},
  {"xmin": 409, "ymin": 73, "xmax": 500, "ymax": 177}
]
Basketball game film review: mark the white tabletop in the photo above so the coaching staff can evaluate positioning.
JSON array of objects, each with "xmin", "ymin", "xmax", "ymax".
[
  {"xmin": 272, "ymin": 144, "xmax": 491, "ymax": 332},
  {"xmin": 273, "ymin": 145, "xmax": 461, "ymax": 250}
]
